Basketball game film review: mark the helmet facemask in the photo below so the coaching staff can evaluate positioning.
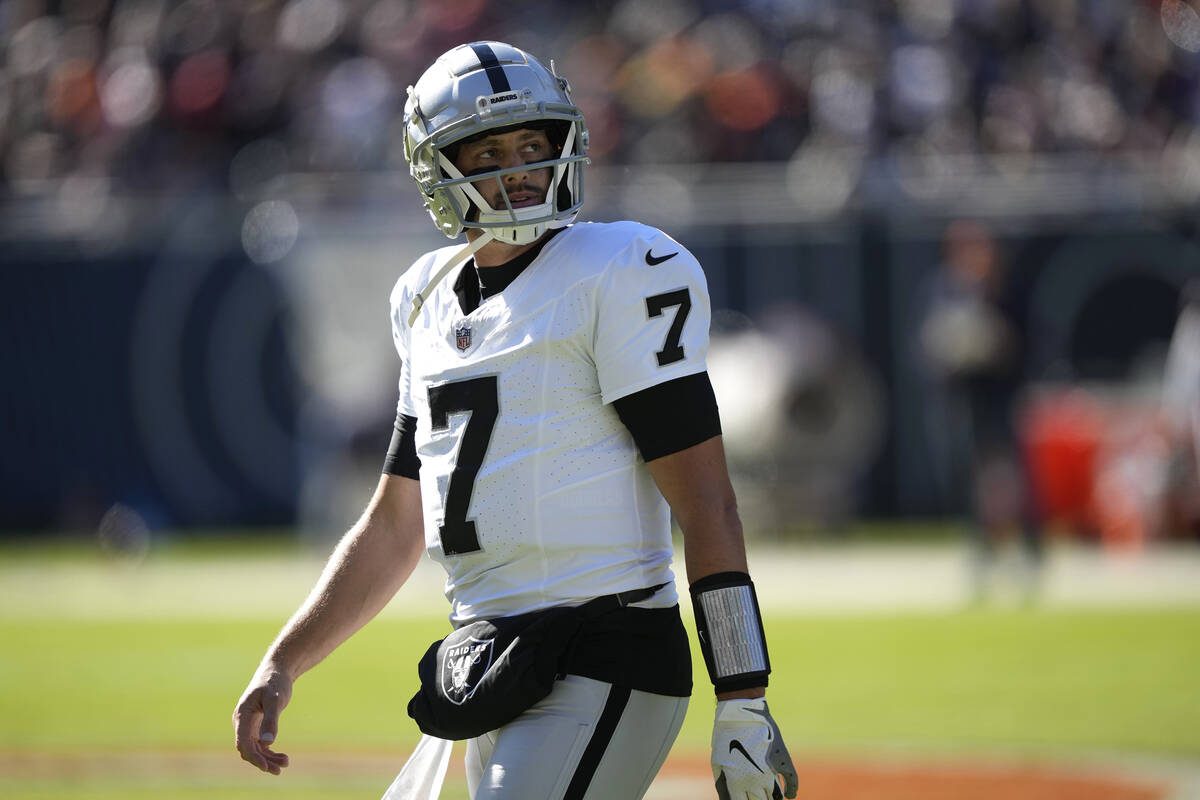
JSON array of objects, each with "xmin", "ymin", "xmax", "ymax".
[
  {"xmin": 403, "ymin": 43, "xmax": 590, "ymax": 246},
  {"xmin": 432, "ymin": 120, "xmax": 585, "ymax": 246}
]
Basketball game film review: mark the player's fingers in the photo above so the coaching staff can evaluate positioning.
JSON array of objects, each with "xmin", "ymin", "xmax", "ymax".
[
  {"xmin": 260, "ymin": 747, "xmax": 290, "ymax": 775},
  {"xmin": 781, "ymin": 769, "xmax": 799, "ymax": 798},
  {"xmin": 247, "ymin": 739, "xmax": 290, "ymax": 775},
  {"xmin": 259, "ymin": 750, "xmax": 280, "ymax": 775},
  {"xmin": 259, "ymin": 707, "xmax": 279, "ymax": 745},
  {"xmin": 232, "ymin": 701, "xmax": 269, "ymax": 771},
  {"xmin": 760, "ymin": 778, "xmax": 779, "ymax": 800},
  {"xmin": 258, "ymin": 683, "xmax": 289, "ymax": 746},
  {"xmin": 724, "ymin": 775, "xmax": 762, "ymax": 800}
]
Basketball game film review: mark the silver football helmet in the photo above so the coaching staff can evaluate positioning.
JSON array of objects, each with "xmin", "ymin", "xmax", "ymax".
[{"xmin": 403, "ymin": 41, "xmax": 589, "ymax": 246}]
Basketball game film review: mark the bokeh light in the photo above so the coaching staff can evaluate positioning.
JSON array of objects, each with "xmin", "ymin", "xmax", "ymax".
[
  {"xmin": 1162, "ymin": 0, "xmax": 1200, "ymax": 52},
  {"xmin": 9, "ymin": 17, "xmax": 60, "ymax": 78},
  {"xmin": 99, "ymin": 48, "xmax": 162, "ymax": 128},
  {"xmin": 169, "ymin": 50, "xmax": 232, "ymax": 117},
  {"xmin": 704, "ymin": 67, "xmax": 780, "ymax": 132},
  {"xmin": 242, "ymin": 200, "xmax": 300, "ymax": 263},
  {"xmin": 278, "ymin": 0, "xmax": 344, "ymax": 53}
]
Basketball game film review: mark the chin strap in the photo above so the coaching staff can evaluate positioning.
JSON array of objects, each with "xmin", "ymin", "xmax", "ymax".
[{"xmin": 407, "ymin": 231, "xmax": 495, "ymax": 327}]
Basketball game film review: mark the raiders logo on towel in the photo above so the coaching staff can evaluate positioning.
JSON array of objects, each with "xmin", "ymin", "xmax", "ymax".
[
  {"xmin": 409, "ymin": 590, "xmax": 662, "ymax": 740},
  {"xmin": 441, "ymin": 636, "xmax": 495, "ymax": 705}
]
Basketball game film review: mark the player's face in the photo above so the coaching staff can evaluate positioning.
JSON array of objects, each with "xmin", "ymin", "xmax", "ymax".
[{"xmin": 454, "ymin": 128, "xmax": 553, "ymax": 211}]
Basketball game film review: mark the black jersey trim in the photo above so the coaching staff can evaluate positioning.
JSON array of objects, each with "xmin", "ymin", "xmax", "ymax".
[
  {"xmin": 383, "ymin": 412, "xmax": 420, "ymax": 478},
  {"xmin": 612, "ymin": 371, "xmax": 722, "ymax": 461},
  {"xmin": 453, "ymin": 228, "xmax": 564, "ymax": 315},
  {"xmin": 453, "ymin": 262, "xmax": 482, "ymax": 316},
  {"xmin": 469, "ymin": 43, "xmax": 511, "ymax": 93}
]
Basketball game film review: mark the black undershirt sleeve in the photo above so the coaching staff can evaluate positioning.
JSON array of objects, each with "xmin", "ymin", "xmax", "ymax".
[
  {"xmin": 383, "ymin": 412, "xmax": 421, "ymax": 479},
  {"xmin": 612, "ymin": 371, "xmax": 723, "ymax": 462}
]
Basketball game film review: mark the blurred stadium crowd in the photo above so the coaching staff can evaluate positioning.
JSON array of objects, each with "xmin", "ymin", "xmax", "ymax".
[{"xmin": 6, "ymin": 0, "xmax": 1200, "ymax": 197}]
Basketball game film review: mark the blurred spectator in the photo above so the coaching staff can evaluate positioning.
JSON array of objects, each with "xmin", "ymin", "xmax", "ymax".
[
  {"xmin": 917, "ymin": 218, "xmax": 1042, "ymax": 600},
  {"xmin": 1162, "ymin": 279, "xmax": 1200, "ymax": 539},
  {"xmin": 707, "ymin": 305, "xmax": 885, "ymax": 537}
]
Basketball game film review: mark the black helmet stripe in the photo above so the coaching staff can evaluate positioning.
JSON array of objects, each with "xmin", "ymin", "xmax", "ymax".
[{"xmin": 469, "ymin": 43, "xmax": 512, "ymax": 93}]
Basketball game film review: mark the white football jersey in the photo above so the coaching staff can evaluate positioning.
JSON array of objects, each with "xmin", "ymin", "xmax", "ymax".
[{"xmin": 389, "ymin": 221, "xmax": 711, "ymax": 623}]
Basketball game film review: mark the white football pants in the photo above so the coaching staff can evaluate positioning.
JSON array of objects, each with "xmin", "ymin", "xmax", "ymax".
[{"xmin": 465, "ymin": 674, "xmax": 689, "ymax": 800}]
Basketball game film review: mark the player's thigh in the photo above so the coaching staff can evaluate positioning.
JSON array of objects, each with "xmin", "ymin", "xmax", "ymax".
[{"xmin": 466, "ymin": 674, "xmax": 688, "ymax": 800}]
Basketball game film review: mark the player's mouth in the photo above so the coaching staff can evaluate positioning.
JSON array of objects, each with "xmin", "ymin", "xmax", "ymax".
[{"xmin": 504, "ymin": 189, "xmax": 542, "ymax": 208}]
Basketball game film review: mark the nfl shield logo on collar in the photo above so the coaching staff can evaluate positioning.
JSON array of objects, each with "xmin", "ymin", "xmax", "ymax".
[{"xmin": 455, "ymin": 325, "xmax": 472, "ymax": 351}]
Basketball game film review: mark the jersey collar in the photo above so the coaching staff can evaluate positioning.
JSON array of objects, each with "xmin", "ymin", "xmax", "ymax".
[{"xmin": 453, "ymin": 227, "xmax": 566, "ymax": 316}]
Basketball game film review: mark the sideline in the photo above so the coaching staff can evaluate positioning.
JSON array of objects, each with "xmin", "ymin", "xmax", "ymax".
[{"xmin": 2, "ymin": 541, "xmax": 1200, "ymax": 620}]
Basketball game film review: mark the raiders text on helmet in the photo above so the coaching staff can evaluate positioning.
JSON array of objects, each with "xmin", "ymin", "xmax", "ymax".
[{"xmin": 403, "ymin": 42, "xmax": 590, "ymax": 246}]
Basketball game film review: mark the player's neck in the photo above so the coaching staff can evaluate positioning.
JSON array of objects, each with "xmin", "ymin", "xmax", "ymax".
[{"xmin": 469, "ymin": 230, "xmax": 548, "ymax": 269}]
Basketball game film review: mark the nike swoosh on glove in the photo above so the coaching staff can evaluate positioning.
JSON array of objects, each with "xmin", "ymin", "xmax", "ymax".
[{"xmin": 711, "ymin": 698, "xmax": 799, "ymax": 800}]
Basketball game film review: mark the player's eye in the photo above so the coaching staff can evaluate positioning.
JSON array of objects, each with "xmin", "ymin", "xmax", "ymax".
[{"xmin": 521, "ymin": 145, "xmax": 548, "ymax": 164}]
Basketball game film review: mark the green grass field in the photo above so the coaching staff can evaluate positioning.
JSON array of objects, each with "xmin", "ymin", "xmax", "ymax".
[{"xmin": 1, "ymin": 538, "xmax": 1199, "ymax": 799}]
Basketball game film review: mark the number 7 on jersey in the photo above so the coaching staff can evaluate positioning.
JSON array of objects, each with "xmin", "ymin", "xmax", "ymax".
[
  {"xmin": 427, "ymin": 376, "xmax": 498, "ymax": 555},
  {"xmin": 645, "ymin": 288, "xmax": 692, "ymax": 366}
]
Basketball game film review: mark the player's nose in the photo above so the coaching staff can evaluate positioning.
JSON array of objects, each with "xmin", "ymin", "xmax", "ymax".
[{"xmin": 499, "ymin": 148, "xmax": 530, "ymax": 180}]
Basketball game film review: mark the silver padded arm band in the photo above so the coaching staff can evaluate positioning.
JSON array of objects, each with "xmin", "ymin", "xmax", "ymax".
[{"xmin": 690, "ymin": 572, "xmax": 771, "ymax": 693}]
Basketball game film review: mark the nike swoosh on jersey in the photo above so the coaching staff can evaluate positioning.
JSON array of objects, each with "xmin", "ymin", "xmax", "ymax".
[
  {"xmin": 729, "ymin": 740, "xmax": 764, "ymax": 772},
  {"xmin": 645, "ymin": 250, "xmax": 678, "ymax": 265}
]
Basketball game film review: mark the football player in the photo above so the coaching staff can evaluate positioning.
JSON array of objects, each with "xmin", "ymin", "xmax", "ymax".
[{"xmin": 233, "ymin": 41, "xmax": 798, "ymax": 800}]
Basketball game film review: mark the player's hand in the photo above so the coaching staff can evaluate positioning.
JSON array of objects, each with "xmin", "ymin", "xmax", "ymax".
[
  {"xmin": 233, "ymin": 667, "xmax": 293, "ymax": 774},
  {"xmin": 711, "ymin": 698, "xmax": 798, "ymax": 799}
]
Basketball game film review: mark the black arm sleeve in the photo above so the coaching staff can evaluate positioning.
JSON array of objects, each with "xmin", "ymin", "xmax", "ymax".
[
  {"xmin": 382, "ymin": 412, "xmax": 421, "ymax": 478},
  {"xmin": 612, "ymin": 371, "xmax": 722, "ymax": 461}
]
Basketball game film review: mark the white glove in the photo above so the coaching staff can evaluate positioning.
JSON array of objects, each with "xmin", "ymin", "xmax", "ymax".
[{"xmin": 711, "ymin": 698, "xmax": 798, "ymax": 800}]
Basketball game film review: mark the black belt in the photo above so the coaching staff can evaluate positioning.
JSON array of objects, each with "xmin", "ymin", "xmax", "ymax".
[{"xmin": 579, "ymin": 583, "xmax": 667, "ymax": 619}]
